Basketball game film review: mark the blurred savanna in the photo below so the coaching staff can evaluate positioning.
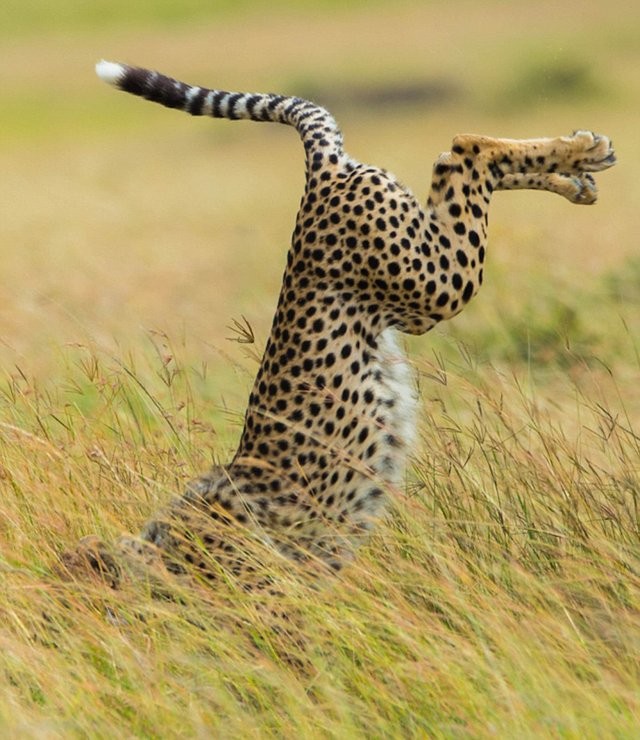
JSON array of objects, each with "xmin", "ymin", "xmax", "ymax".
[{"xmin": 2, "ymin": 0, "xmax": 640, "ymax": 737}]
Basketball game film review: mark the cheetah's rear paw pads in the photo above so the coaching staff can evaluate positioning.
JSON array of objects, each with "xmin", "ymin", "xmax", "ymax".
[{"xmin": 568, "ymin": 131, "xmax": 616, "ymax": 172}]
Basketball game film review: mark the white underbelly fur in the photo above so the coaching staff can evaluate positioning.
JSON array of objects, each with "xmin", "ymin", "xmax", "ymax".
[
  {"xmin": 365, "ymin": 328, "xmax": 418, "ymax": 489},
  {"xmin": 378, "ymin": 328, "xmax": 418, "ymax": 456}
]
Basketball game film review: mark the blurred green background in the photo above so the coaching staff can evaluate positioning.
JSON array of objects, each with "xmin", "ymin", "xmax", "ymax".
[{"xmin": 1, "ymin": 0, "xmax": 639, "ymax": 406}]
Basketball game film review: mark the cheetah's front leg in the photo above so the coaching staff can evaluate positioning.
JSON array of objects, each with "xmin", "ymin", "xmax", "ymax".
[
  {"xmin": 429, "ymin": 130, "xmax": 615, "ymax": 208},
  {"xmin": 476, "ymin": 131, "xmax": 615, "ymax": 205},
  {"xmin": 420, "ymin": 131, "xmax": 615, "ymax": 324},
  {"xmin": 496, "ymin": 172, "xmax": 599, "ymax": 204},
  {"xmin": 451, "ymin": 130, "xmax": 616, "ymax": 179}
]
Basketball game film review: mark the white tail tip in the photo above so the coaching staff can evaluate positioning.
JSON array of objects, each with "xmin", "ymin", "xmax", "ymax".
[{"xmin": 95, "ymin": 60, "xmax": 126, "ymax": 86}]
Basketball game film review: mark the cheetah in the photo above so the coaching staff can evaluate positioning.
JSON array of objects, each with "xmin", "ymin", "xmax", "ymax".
[{"xmin": 61, "ymin": 61, "xmax": 616, "ymax": 590}]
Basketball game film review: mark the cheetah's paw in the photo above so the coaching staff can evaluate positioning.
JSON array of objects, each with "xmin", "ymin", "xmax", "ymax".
[
  {"xmin": 566, "ymin": 173, "xmax": 598, "ymax": 205},
  {"xmin": 567, "ymin": 131, "xmax": 616, "ymax": 173},
  {"xmin": 57, "ymin": 535, "xmax": 121, "ymax": 588}
]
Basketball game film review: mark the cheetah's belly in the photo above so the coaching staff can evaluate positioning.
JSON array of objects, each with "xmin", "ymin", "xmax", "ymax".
[
  {"xmin": 337, "ymin": 328, "xmax": 418, "ymax": 532},
  {"xmin": 369, "ymin": 329, "xmax": 418, "ymax": 485},
  {"xmin": 275, "ymin": 329, "xmax": 418, "ymax": 565}
]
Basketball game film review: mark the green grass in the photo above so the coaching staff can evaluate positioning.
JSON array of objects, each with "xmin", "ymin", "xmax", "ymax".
[
  {"xmin": 0, "ymin": 0, "xmax": 404, "ymax": 38},
  {"xmin": 432, "ymin": 258, "xmax": 640, "ymax": 370}
]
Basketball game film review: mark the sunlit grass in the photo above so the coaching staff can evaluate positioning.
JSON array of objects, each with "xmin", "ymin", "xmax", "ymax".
[
  {"xmin": 2, "ymin": 0, "xmax": 640, "ymax": 736},
  {"xmin": 3, "ymin": 333, "xmax": 640, "ymax": 737}
]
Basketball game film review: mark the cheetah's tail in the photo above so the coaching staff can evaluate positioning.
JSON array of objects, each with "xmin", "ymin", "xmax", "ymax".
[{"xmin": 96, "ymin": 60, "xmax": 345, "ymax": 165}]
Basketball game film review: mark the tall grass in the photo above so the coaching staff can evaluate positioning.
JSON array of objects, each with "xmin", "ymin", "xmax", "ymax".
[{"xmin": 2, "ymin": 326, "xmax": 640, "ymax": 738}]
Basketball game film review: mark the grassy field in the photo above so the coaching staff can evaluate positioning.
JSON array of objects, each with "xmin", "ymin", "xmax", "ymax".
[{"xmin": 2, "ymin": 0, "xmax": 640, "ymax": 737}]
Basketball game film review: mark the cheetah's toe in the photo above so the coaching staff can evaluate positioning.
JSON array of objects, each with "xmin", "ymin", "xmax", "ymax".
[{"xmin": 569, "ymin": 173, "xmax": 598, "ymax": 205}]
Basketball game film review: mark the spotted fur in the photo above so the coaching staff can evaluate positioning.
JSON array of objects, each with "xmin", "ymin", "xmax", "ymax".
[{"xmin": 61, "ymin": 63, "xmax": 615, "ymax": 587}]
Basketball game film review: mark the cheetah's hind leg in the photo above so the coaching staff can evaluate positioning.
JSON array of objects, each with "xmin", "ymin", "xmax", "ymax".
[
  {"xmin": 57, "ymin": 535, "xmax": 122, "ymax": 588},
  {"xmin": 57, "ymin": 533, "xmax": 184, "ymax": 599}
]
